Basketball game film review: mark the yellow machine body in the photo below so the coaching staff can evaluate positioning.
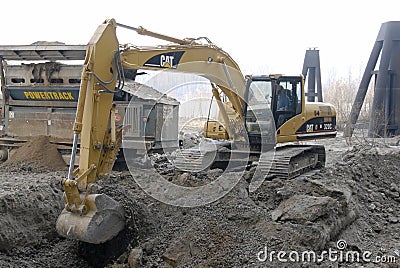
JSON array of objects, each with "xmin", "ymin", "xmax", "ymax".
[{"xmin": 204, "ymin": 75, "xmax": 337, "ymax": 144}]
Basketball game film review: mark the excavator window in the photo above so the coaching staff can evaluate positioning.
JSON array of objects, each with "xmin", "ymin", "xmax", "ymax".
[
  {"xmin": 245, "ymin": 76, "xmax": 303, "ymax": 130},
  {"xmin": 247, "ymin": 80, "xmax": 272, "ymax": 108},
  {"xmin": 244, "ymin": 79, "xmax": 274, "ymax": 131},
  {"xmin": 295, "ymin": 83, "xmax": 302, "ymax": 114},
  {"xmin": 275, "ymin": 77, "xmax": 302, "ymax": 128}
]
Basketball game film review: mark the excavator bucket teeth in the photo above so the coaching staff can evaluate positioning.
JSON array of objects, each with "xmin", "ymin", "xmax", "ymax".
[{"xmin": 56, "ymin": 194, "xmax": 125, "ymax": 244}]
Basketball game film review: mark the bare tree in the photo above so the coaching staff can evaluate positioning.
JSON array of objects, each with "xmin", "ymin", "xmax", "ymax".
[{"xmin": 323, "ymin": 67, "xmax": 374, "ymax": 130}]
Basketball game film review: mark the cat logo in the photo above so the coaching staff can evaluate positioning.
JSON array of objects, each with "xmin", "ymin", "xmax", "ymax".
[
  {"xmin": 143, "ymin": 51, "xmax": 185, "ymax": 69},
  {"xmin": 160, "ymin": 55, "xmax": 174, "ymax": 68}
]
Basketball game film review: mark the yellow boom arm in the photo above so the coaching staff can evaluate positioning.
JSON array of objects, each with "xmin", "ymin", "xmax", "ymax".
[{"xmin": 57, "ymin": 18, "xmax": 246, "ymax": 244}]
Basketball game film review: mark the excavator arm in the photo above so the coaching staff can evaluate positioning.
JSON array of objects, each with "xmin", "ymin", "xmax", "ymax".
[
  {"xmin": 56, "ymin": 19, "xmax": 125, "ymax": 244},
  {"xmin": 120, "ymin": 46, "xmax": 245, "ymax": 119},
  {"xmin": 56, "ymin": 19, "xmax": 247, "ymax": 244}
]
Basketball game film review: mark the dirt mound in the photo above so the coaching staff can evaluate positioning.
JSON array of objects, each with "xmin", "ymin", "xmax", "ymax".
[
  {"xmin": 2, "ymin": 136, "xmax": 67, "ymax": 172},
  {"xmin": 0, "ymin": 134, "xmax": 399, "ymax": 267},
  {"xmin": 100, "ymin": 143, "xmax": 398, "ymax": 267},
  {"xmin": 329, "ymin": 144, "xmax": 400, "ymax": 258},
  {"xmin": 0, "ymin": 172, "xmax": 65, "ymax": 252}
]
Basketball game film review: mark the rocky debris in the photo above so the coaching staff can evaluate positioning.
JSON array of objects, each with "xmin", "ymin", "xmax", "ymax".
[
  {"xmin": 128, "ymin": 248, "xmax": 143, "ymax": 268},
  {"xmin": 271, "ymin": 195, "xmax": 336, "ymax": 222},
  {"xmin": 180, "ymin": 131, "xmax": 203, "ymax": 149},
  {"xmin": 1, "ymin": 135, "xmax": 67, "ymax": 172},
  {"xmin": 162, "ymin": 236, "xmax": 196, "ymax": 267},
  {"xmin": 388, "ymin": 216, "xmax": 399, "ymax": 224},
  {"xmin": 168, "ymin": 168, "xmax": 224, "ymax": 187},
  {"xmin": 270, "ymin": 192, "xmax": 358, "ymax": 250}
]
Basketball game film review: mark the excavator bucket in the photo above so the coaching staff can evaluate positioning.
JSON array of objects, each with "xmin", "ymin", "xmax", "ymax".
[{"xmin": 56, "ymin": 194, "xmax": 125, "ymax": 244}]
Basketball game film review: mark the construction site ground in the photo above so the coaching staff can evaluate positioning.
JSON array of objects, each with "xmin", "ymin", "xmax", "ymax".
[{"xmin": 0, "ymin": 132, "xmax": 399, "ymax": 267}]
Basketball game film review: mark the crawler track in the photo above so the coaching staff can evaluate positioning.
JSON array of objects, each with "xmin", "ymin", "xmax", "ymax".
[
  {"xmin": 174, "ymin": 144, "xmax": 325, "ymax": 179},
  {"xmin": 258, "ymin": 145, "xmax": 325, "ymax": 179}
]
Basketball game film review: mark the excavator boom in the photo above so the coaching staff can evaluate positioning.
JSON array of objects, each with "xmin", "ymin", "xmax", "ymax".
[{"xmin": 56, "ymin": 19, "xmax": 248, "ymax": 244}]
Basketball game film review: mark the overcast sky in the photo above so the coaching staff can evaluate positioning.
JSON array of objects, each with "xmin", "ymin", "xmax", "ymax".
[{"xmin": 1, "ymin": 0, "xmax": 399, "ymax": 81}]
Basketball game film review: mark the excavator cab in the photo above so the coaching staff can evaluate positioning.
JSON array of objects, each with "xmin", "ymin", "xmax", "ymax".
[
  {"xmin": 246, "ymin": 75, "xmax": 303, "ymax": 130},
  {"xmin": 245, "ymin": 74, "xmax": 336, "ymax": 144},
  {"xmin": 242, "ymin": 74, "xmax": 337, "ymax": 178}
]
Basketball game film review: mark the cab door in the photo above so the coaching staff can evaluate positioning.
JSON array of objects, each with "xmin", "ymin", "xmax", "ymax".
[{"xmin": 273, "ymin": 77, "xmax": 303, "ymax": 129}]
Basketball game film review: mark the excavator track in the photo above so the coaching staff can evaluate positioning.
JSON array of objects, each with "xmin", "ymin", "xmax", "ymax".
[
  {"xmin": 173, "ymin": 143, "xmax": 325, "ymax": 180},
  {"xmin": 258, "ymin": 145, "xmax": 325, "ymax": 179},
  {"xmin": 173, "ymin": 144, "xmax": 253, "ymax": 172}
]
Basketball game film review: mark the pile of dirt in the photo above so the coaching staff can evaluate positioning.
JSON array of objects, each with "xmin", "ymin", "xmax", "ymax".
[
  {"xmin": 101, "ymin": 142, "xmax": 399, "ymax": 267},
  {"xmin": 113, "ymin": 173, "xmax": 356, "ymax": 267},
  {"xmin": 329, "ymin": 144, "xmax": 400, "ymax": 259},
  {"xmin": 0, "ymin": 134, "xmax": 399, "ymax": 267},
  {"xmin": 0, "ymin": 172, "xmax": 65, "ymax": 252},
  {"xmin": 2, "ymin": 136, "xmax": 67, "ymax": 172}
]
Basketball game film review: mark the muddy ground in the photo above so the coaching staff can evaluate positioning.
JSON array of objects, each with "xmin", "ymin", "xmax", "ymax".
[{"xmin": 0, "ymin": 132, "xmax": 399, "ymax": 267}]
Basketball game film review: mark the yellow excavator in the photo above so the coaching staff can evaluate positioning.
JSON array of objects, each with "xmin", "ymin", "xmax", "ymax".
[
  {"xmin": 56, "ymin": 19, "xmax": 336, "ymax": 244},
  {"xmin": 200, "ymin": 73, "xmax": 336, "ymax": 178}
]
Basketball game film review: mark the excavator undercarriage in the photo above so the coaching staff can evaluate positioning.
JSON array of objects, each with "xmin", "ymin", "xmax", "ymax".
[
  {"xmin": 261, "ymin": 145, "xmax": 325, "ymax": 179},
  {"xmin": 173, "ymin": 142, "xmax": 326, "ymax": 179}
]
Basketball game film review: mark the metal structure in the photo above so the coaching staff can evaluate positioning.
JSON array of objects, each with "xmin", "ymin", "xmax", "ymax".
[
  {"xmin": 347, "ymin": 21, "xmax": 400, "ymax": 137},
  {"xmin": 0, "ymin": 43, "xmax": 180, "ymax": 161},
  {"xmin": 2, "ymin": 62, "xmax": 82, "ymax": 139},
  {"xmin": 0, "ymin": 42, "xmax": 86, "ymax": 60},
  {"xmin": 302, "ymin": 48, "xmax": 323, "ymax": 102},
  {"xmin": 121, "ymin": 82, "xmax": 180, "ymax": 153},
  {"xmin": 0, "ymin": 43, "xmax": 86, "ymax": 142}
]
